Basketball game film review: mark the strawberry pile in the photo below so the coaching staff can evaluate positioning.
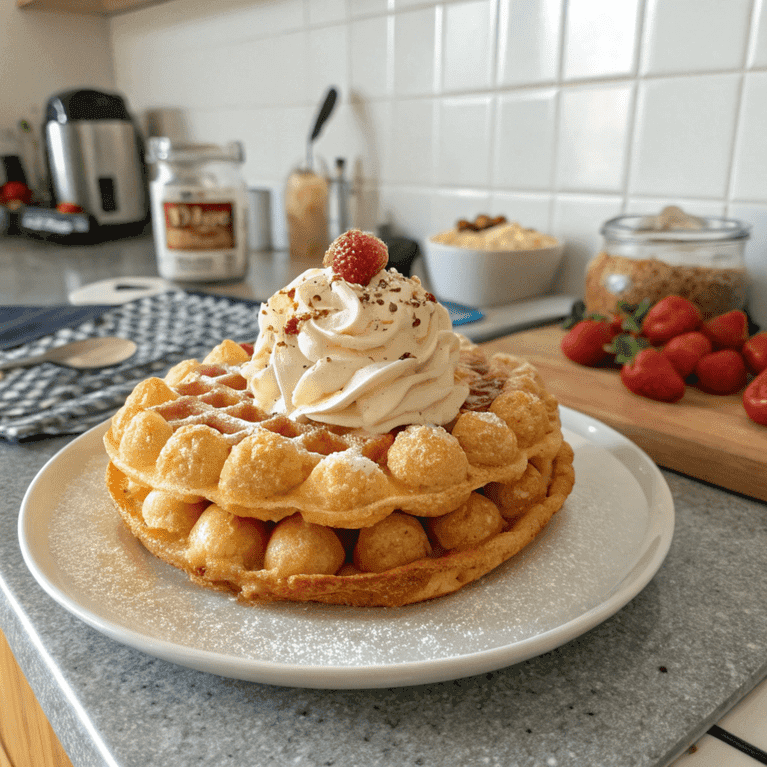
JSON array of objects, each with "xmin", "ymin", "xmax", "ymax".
[{"xmin": 561, "ymin": 296, "xmax": 767, "ymax": 426}]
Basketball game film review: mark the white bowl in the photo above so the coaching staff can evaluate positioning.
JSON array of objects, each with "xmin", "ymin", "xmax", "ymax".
[{"xmin": 423, "ymin": 239, "xmax": 564, "ymax": 307}]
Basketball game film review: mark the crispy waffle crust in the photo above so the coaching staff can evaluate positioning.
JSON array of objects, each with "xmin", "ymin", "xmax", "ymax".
[{"xmin": 103, "ymin": 338, "xmax": 575, "ymax": 607}]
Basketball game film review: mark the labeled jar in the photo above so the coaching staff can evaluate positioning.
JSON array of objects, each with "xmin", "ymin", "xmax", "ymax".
[
  {"xmin": 148, "ymin": 138, "xmax": 248, "ymax": 282},
  {"xmin": 585, "ymin": 209, "xmax": 750, "ymax": 320}
]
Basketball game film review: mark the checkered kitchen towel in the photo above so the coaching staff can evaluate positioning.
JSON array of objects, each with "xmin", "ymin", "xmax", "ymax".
[{"xmin": 0, "ymin": 291, "xmax": 262, "ymax": 441}]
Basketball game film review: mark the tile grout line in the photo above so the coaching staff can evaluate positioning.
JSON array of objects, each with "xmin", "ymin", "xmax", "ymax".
[{"xmin": 620, "ymin": 0, "xmax": 649, "ymax": 212}]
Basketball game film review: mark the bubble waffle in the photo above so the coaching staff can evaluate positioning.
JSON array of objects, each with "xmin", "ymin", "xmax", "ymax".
[{"xmin": 104, "ymin": 338, "xmax": 575, "ymax": 607}]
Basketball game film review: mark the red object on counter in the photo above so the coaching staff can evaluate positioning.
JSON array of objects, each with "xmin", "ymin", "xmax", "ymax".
[
  {"xmin": 620, "ymin": 348, "xmax": 686, "ymax": 403},
  {"xmin": 641, "ymin": 295, "xmax": 702, "ymax": 346},
  {"xmin": 694, "ymin": 349, "xmax": 748, "ymax": 395},
  {"xmin": 662, "ymin": 331, "xmax": 712, "ymax": 379},
  {"xmin": 702, "ymin": 309, "xmax": 749, "ymax": 350},
  {"xmin": 0, "ymin": 180, "xmax": 33, "ymax": 206},
  {"xmin": 743, "ymin": 369, "xmax": 767, "ymax": 426},
  {"xmin": 742, "ymin": 332, "xmax": 767, "ymax": 375},
  {"xmin": 560, "ymin": 319, "xmax": 616, "ymax": 367},
  {"xmin": 55, "ymin": 202, "xmax": 86, "ymax": 214}
]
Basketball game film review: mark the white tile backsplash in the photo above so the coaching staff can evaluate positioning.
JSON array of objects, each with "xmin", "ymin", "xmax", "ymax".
[
  {"xmin": 393, "ymin": 6, "xmax": 439, "ymax": 96},
  {"xmin": 351, "ymin": 0, "xmax": 391, "ymax": 18},
  {"xmin": 379, "ymin": 185, "xmax": 433, "ymax": 239},
  {"xmin": 349, "ymin": 14, "xmax": 391, "ymax": 98},
  {"xmin": 441, "ymin": 0, "xmax": 496, "ymax": 92},
  {"xmin": 431, "ymin": 188, "xmax": 494, "ymax": 234},
  {"xmin": 630, "ymin": 74, "xmax": 741, "ymax": 199},
  {"xmin": 556, "ymin": 83, "xmax": 633, "ymax": 193},
  {"xmin": 108, "ymin": 0, "xmax": 767, "ymax": 326},
  {"xmin": 490, "ymin": 192, "xmax": 553, "ymax": 234},
  {"xmin": 308, "ymin": 25, "xmax": 349, "ymax": 105},
  {"xmin": 731, "ymin": 72, "xmax": 767, "ymax": 202},
  {"xmin": 307, "ymin": 0, "xmax": 347, "ymax": 26},
  {"xmin": 389, "ymin": 98, "xmax": 437, "ymax": 184},
  {"xmin": 233, "ymin": 31, "xmax": 310, "ymax": 107},
  {"xmin": 493, "ymin": 90, "xmax": 557, "ymax": 190},
  {"xmin": 496, "ymin": 0, "xmax": 561, "ymax": 86},
  {"xmin": 641, "ymin": 0, "xmax": 752, "ymax": 75},
  {"xmin": 437, "ymin": 95, "xmax": 494, "ymax": 187},
  {"xmin": 563, "ymin": 0, "xmax": 640, "ymax": 81},
  {"xmin": 749, "ymin": 0, "xmax": 767, "ymax": 68}
]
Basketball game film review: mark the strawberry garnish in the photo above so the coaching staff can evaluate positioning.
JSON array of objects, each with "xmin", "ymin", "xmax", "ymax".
[{"xmin": 323, "ymin": 229, "xmax": 388, "ymax": 286}]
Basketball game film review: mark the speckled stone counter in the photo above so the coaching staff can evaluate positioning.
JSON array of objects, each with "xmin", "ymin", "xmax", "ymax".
[
  {"xmin": 2, "ymin": 429, "xmax": 767, "ymax": 767},
  {"xmin": 2, "ymin": 236, "xmax": 767, "ymax": 767}
]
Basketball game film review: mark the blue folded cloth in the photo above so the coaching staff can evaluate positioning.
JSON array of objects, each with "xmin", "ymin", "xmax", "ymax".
[
  {"xmin": 0, "ymin": 291, "xmax": 262, "ymax": 441},
  {"xmin": 0, "ymin": 305, "xmax": 115, "ymax": 350}
]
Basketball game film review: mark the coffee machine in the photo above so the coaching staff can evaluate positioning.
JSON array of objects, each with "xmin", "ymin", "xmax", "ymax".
[{"xmin": 44, "ymin": 89, "xmax": 148, "ymax": 232}]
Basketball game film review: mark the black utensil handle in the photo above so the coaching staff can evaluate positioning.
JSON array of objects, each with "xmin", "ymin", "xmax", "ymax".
[{"xmin": 309, "ymin": 87, "xmax": 338, "ymax": 142}]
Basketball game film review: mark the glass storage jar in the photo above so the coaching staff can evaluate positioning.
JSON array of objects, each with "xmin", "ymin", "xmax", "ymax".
[
  {"xmin": 585, "ymin": 211, "xmax": 751, "ymax": 320},
  {"xmin": 285, "ymin": 165, "xmax": 329, "ymax": 260},
  {"xmin": 148, "ymin": 138, "xmax": 248, "ymax": 282}
]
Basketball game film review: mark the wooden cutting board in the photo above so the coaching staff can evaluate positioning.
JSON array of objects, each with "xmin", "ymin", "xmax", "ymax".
[{"xmin": 481, "ymin": 324, "xmax": 767, "ymax": 503}]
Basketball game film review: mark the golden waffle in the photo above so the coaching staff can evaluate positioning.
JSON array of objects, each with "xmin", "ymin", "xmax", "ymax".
[{"xmin": 103, "ymin": 338, "xmax": 574, "ymax": 606}]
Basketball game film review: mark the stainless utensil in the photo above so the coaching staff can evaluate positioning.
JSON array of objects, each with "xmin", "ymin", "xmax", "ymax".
[{"xmin": 0, "ymin": 337, "xmax": 137, "ymax": 371}]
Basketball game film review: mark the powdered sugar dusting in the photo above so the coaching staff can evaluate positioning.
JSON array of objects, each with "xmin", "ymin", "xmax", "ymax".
[
  {"xmin": 39, "ymin": 427, "xmax": 651, "ymax": 673},
  {"xmin": 472, "ymin": 411, "xmax": 506, "ymax": 427},
  {"xmin": 321, "ymin": 450, "xmax": 378, "ymax": 475}
]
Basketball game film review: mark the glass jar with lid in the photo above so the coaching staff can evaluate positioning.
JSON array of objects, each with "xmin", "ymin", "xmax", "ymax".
[
  {"xmin": 585, "ymin": 207, "xmax": 751, "ymax": 320},
  {"xmin": 147, "ymin": 138, "xmax": 248, "ymax": 282}
]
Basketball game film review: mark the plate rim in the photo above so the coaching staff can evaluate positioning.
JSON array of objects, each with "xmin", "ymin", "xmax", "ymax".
[{"xmin": 18, "ymin": 407, "xmax": 674, "ymax": 689}]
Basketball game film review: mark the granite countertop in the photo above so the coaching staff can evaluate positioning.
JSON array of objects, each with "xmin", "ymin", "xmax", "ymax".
[{"xmin": 1, "ymin": 235, "xmax": 767, "ymax": 767}]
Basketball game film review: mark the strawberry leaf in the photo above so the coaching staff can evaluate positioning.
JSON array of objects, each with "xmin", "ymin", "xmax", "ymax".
[
  {"xmin": 562, "ymin": 300, "xmax": 586, "ymax": 330},
  {"xmin": 606, "ymin": 333, "xmax": 651, "ymax": 365},
  {"xmin": 562, "ymin": 300, "xmax": 609, "ymax": 330},
  {"xmin": 617, "ymin": 298, "xmax": 653, "ymax": 334}
]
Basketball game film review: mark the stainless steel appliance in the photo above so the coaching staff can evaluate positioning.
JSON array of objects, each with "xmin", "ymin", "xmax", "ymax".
[{"xmin": 44, "ymin": 89, "xmax": 148, "ymax": 228}]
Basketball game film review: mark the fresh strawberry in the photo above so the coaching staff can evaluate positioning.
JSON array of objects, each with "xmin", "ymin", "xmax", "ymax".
[
  {"xmin": 620, "ymin": 348, "xmax": 686, "ymax": 403},
  {"xmin": 323, "ymin": 229, "xmax": 389, "ymax": 286},
  {"xmin": 560, "ymin": 319, "xmax": 616, "ymax": 366},
  {"xmin": 743, "ymin": 368, "xmax": 767, "ymax": 426},
  {"xmin": 694, "ymin": 349, "xmax": 748, "ymax": 395},
  {"xmin": 661, "ymin": 331, "xmax": 712, "ymax": 379},
  {"xmin": 702, "ymin": 309, "xmax": 749, "ymax": 350},
  {"xmin": 743, "ymin": 332, "xmax": 767, "ymax": 375},
  {"xmin": 608, "ymin": 312, "xmax": 624, "ymax": 335},
  {"xmin": 641, "ymin": 295, "xmax": 702, "ymax": 345}
]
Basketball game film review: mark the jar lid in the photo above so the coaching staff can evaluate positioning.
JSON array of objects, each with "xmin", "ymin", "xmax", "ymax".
[
  {"xmin": 602, "ymin": 213, "xmax": 750, "ymax": 244},
  {"xmin": 147, "ymin": 137, "xmax": 245, "ymax": 165}
]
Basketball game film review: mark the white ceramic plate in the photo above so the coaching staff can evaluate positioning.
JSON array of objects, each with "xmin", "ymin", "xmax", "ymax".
[{"xmin": 18, "ymin": 408, "xmax": 674, "ymax": 689}]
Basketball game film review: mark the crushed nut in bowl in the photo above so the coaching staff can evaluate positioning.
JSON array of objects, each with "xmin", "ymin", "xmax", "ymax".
[{"xmin": 425, "ymin": 216, "xmax": 563, "ymax": 307}]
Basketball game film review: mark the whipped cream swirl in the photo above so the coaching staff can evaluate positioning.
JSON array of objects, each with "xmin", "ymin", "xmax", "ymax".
[{"xmin": 242, "ymin": 267, "xmax": 469, "ymax": 433}]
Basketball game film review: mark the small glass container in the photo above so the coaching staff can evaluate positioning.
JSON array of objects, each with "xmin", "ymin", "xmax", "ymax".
[
  {"xmin": 285, "ymin": 165, "xmax": 328, "ymax": 260},
  {"xmin": 585, "ymin": 210, "xmax": 751, "ymax": 319},
  {"xmin": 147, "ymin": 138, "xmax": 248, "ymax": 282}
]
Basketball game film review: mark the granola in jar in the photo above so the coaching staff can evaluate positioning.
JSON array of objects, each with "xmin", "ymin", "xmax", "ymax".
[{"xmin": 586, "ymin": 207, "xmax": 750, "ymax": 320}]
